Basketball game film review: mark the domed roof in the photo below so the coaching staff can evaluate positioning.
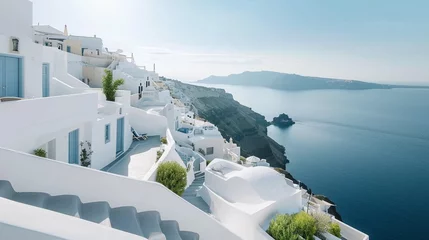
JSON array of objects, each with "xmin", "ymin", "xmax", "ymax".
[
  {"xmin": 231, "ymin": 167, "xmax": 293, "ymax": 200},
  {"xmin": 206, "ymin": 159, "xmax": 298, "ymax": 203}
]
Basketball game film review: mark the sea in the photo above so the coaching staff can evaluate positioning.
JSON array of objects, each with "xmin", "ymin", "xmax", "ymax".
[{"xmin": 194, "ymin": 83, "xmax": 429, "ymax": 240}]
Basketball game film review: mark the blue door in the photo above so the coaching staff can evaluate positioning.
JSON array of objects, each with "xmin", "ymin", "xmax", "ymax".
[
  {"xmin": 42, "ymin": 63, "xmax": 50, "ymax": 97},
  {"xmin": 0, "ymin": 56, "xmax": 21, "ymax": 98},
  {"xmin": 116, "ymin": 118, "xmax": 124, "ymax": 155},
  {"xmin": 68, "ymin": 129, "xmax": 79, "ymax": 164},
  {"xmin": 66, "ymin": 46, "xmax": 71, "ymax": 53}
]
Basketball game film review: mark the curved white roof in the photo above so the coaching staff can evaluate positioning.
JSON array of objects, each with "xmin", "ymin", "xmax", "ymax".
[{"xmin": 206, "ymin": 159, "xmax": 299, "ymax": 204}]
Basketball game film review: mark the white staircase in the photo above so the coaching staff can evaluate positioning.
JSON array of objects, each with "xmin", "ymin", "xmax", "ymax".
[
  {"xmin": 0, "ymin": 180, "xmax": 198, "ymax": 240},
  {"xmin": 0, "ymin": 147, "xmax": 241, "ymax": 240}
]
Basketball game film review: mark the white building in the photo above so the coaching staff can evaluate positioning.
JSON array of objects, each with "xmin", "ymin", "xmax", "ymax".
[
  {"xmin": 201, "ymin": 159, "xmax": 303, "ymax": 240},
  {"xmin": 33, "ymin": 24, "xmax": 67, "ymax": 50}
]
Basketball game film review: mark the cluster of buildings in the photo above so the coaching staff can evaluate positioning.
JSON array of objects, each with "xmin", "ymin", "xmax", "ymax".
[{"xmin": 0, "ymin": 0, "xmax": 369, "ymax": 239}]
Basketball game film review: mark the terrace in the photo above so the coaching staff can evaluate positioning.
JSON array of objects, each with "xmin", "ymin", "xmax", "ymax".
[{"xmin": 103, "ymin": 136, "xmax": 161, "ymax": 180}]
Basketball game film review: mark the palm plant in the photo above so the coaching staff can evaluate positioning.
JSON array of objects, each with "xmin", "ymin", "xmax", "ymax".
[{"xmin": 102, "ymin": 69, "xmax": 124, "ymax": 101}]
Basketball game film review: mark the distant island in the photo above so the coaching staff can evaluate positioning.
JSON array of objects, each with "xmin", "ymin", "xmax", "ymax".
[{"xmin": 198, "ymin": 71, "xmax": 429, "ymax": 91}]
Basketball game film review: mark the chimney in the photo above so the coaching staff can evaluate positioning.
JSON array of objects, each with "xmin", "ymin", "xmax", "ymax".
[
  {"xmin": 94, "ymin": 35, "xmax": 97, "ymax": 38},
  {"xmin": 63, "ymin": 25, "xmax": 68, "ymax": 36},
  {"xmin": 153, "ymin": 63, "xmax": 156, "ymax": 72}
]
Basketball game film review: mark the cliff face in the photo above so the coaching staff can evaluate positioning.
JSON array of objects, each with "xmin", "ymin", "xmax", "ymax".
[{"xmin": 171, "ymin": 80, "xmax": 288, "ymax": 168}]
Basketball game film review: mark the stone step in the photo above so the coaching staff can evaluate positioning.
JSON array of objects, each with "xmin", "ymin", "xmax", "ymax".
[
  {"xmin": 0, "ymin": 180, "xmax": 15, "ymax": 199},
  {"xmin": 180, "ymin": 231, "xmax": 200, "ymax": 240},
  {"xmin": 137, "ymin": 211, "xmax": 163, "ymax": 239},
  {"xmin": 12, "ymin": 192, "xmax": 50, "ymax": 208},
  {"xmin": 110, "ymin": 206, "xmax": 143, "ymax": 237},
  {"xmin": 1, "ymin": 179, "xmax": 200, "ymax": 239},
  {"xmin": 44, "ymin": 195, "xmax": 82, "ymax": 218},
  {"xmin": 81, "ymin": 201, "xmax": 111, "ymax": 227},
  {"xmin": 161, "ymin": 220, "xmax": 182, "ymax": 240}
]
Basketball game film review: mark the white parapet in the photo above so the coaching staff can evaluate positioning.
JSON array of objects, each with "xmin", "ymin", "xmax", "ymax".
[{"xmin": 0, "ymin": 147, "xmax": 241, "ymax": 240}]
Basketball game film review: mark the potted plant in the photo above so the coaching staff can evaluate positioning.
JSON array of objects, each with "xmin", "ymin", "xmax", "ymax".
[
  {"xmin": 34, "ymin": 148, "xmax": 47, "ymax": 158},
  {"xmin": 80, "ymin": 141, "xmax": 93, "ymax": 167},
  {"xmin": 102, "ymin": 69, "xmax": 124, "ymax": 101}
]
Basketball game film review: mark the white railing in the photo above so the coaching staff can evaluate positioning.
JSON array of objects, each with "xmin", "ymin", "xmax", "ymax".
[
  {"xmin": 333, "ymin": 219, "xmax": 369, "ymax": 240},
  {"xmin": 226, "ymin": 148, "xmax": 240, "ymax": 163},
  {"xmin": 144, "ymin": 129, "xmax": 185, "ymax": 181},
  {"xmin": 107, "ymin": 59, "xmax": 119, "ymax": 70},
  {"xmin": 0, "ymin": 147, "xmax": 240, "ymax": 240},
  {"xmin": 176, "ymin": 146, "xmax": 207, "ymax": 172},
  {"xmin": 98, "ymin": 101, "xmax": 121, "ymax": 116},
  {"xmin": 51, "ymin": 77, "xmax": 85, "ymax": 96}
]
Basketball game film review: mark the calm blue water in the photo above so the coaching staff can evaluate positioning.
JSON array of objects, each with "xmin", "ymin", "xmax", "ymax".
[{"xmin": 194, "ymin": 83, "xmax": 429, "ymax": 240}]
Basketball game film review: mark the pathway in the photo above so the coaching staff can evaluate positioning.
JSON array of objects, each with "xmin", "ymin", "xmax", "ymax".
[
  {"xmin": 104, "ymin": 137, "xmax": 160, "ymax": 180},
  {"xmin": 182, "ymin": 172, "xmax": 210, "ymax": 214}
]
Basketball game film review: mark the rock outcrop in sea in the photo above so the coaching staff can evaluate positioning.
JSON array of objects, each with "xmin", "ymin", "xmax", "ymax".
[{"xmin": 271, "ymin": 113, "xmax": 295, "ymax": 128}]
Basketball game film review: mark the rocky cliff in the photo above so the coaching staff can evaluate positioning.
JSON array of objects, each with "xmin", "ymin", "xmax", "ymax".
[
  {"xmin": 169, "ymin": 80, "xmax": 289, "ymax": 168},
  {"xmin": 169, "ymin": 79, "xmax": 344, "ymax": 219}
]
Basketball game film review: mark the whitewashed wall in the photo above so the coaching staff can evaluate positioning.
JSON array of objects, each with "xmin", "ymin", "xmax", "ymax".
[
  {"xmin": 83, "ymin": 66, "xmax": 106, "ymax": 88},
  {"xmin": 191, "ymin": 137, "xmax": 224, "ymax": 161},
  {"xmin": 144, "ymin": 130, "xmax": 186, "ymax": 182},
  {"xmin": 0, "ymin": 35, "xmax": 42, "ymax": 98},
  {"xmin": 0, "ymin": 0, "xmax": 33, "ymax": 39},
  {"xmin": 68, "ymin": 35, "xmax": 103, "ymax": 51},
  {"xmin": 128, "ymin": 107, "xmax": 167, "ymax": 137},
  {"xmin": 0, "ymin": 93, "xmax": 98, "ymax": 161},
  {"xmin": 67, "ymin": 52, "xmax": 83, "ymax": 80},
  {"xmin": 200, "ymin": 186, "xmax": 273, "ymax": 240},
  {"xmin": 91, "ymin": 101, "xmax": 132, "ymax": 170},
  {"xmin": 83, "ymin": 56, "xmax": 112, "ymax": 68}
]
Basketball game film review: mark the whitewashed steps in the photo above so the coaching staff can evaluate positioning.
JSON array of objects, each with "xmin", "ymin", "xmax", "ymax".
[
  {"xmin": 0, "ymin": 180, "xmax": 199, "ymax": 240},
  {"xmin": 182, "ymin": 172, "xmax": 210, "ymax": 214}
]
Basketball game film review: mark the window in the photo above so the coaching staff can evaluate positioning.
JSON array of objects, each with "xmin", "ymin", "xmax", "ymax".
[
  {"xmin": 105, "ymin": 124, "xmax": 111, "ymax": 143},
  {"xmin": 66, "ymin": 46, "xmax": 71, "ymax": 53},
  {"xmin": 206, "ymin": 147, "xmax": 214, "ymax": 155}
]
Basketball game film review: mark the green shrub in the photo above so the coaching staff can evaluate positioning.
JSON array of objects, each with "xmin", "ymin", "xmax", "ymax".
[
  {"xmin": 160, "ymin": 137, "xmax": 168, "ymax": 145},
  {"xmin": 34, "ymin": 148, "xmax": 47, "ymax": 158},
  {"xmin": 156, "ymin": 162, "xmax": 187, "ymax": 196},
  {"xmin": 312, "ymin": 212, "xmax": 331, "ymax": 235},
  {"xmin": 206, "ymin": 160, "xmax": 212, "ymax": 166},
  {"xmin": 102, "ymin": 69, "xmax": 124, "ymax": 101},
  {"xmin": 328, "ymin": 223, "xmax": 341, "ymax": 238},
  {"xmin": 292, "ymin": 212, "xmax": 317, "ymax": 240},
  {"xmin": 156, "ymin": 150, "xmax": 164, "ymax": 161},
  {"xmin": 267, "ymin": 214, "xmax": 300, "ymax": 240}
]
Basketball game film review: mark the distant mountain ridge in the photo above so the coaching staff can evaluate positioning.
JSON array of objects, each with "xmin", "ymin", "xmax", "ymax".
[{"xmin": 198, "ymin": 71, "xmax": 426, "ymax": 90}]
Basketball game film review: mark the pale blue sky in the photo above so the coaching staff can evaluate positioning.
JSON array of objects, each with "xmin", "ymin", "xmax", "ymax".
[{"xmin": 32, "ymin": 0, "xmax": 428, "ymax": 84}]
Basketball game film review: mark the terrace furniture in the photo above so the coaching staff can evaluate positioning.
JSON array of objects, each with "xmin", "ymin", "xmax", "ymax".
[{"xmin": 131, "ymin": 128, "xmax": 148, "ymax": 141}]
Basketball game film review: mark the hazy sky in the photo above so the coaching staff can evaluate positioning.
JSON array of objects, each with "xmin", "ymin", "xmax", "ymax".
[{"xmin": 32, "ymin": 0, "xmax": 428, "ymax": 84}]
